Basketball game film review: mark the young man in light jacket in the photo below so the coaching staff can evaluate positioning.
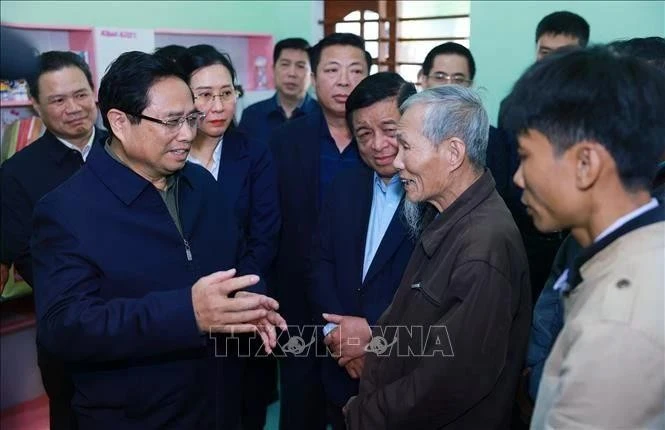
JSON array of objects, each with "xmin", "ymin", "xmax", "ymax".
[{"xmin": 505, "ymin": 45, "xmax": 665, "ymax": 429}]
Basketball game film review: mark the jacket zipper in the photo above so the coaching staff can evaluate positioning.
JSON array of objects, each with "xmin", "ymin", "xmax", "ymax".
[
  {"xmin": 183, "ymin": 238, "xmax": 193, "ymax": 261},
  {"xmin": 172, "ymin": 179, "xmax": 193, "ymax": 263}
]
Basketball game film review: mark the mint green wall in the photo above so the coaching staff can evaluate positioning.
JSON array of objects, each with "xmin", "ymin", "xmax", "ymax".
[
  {"xmin": 399, "ymin": 0, "xmax": 469, "ymax": 17},
  {"xmin": 470, "ymin": 0, "xmax": 665, "ymax": 125},
  {"xmin": 1, "ymin": 0, "xmax": 320, "ymax": 44},
  {"xmin": 3, "ymin": 0, "xmax": 664, "ymax": 124}
]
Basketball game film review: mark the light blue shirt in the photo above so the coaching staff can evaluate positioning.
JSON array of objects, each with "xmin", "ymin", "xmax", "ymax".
[{"xmin": 362, "ymin": 173, "xmax": 404, "ymax": 281}]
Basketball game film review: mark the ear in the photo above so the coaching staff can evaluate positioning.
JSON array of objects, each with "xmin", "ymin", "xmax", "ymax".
[
  {"xmin": 31, "ymin": 97, "xmax": 42, "ymax": 118},
  {"xmin": 573, "ymin": 141, "xmax": 602, "ymax": 190},
  {"xmin": 106, "ymin": 109, "xmax": 130, "ymax": 142},
  {"xmin": 444, "ymin": 137, "xmax": 467, "ymax": 171},
  {"xmin": 418, "ymin": 70, "xmax": 428, "ymax": 90}
]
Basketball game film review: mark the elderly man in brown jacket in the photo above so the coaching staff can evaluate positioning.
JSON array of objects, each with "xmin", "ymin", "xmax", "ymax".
[{"xmin": 343, "ymin": 85, "xmax": 532, "ymax": 429}]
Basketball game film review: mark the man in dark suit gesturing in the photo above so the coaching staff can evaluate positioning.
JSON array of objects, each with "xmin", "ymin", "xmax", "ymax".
[
  {"xmin": 30, "ymin": 51, "xmax": 285, "ymax": 429},
  {"xmin": 309, "ymin": 72, "xmax": 417, "ymax": 429}
]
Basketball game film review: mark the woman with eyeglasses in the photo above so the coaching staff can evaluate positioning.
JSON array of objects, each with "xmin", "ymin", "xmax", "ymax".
[
  {"xmin": 178, "ymin": 44, "xmax": 279, "ymax": 283},
  {"xmin": 177, "ymin": 44, "xmax": 281, "ymax": 429}
]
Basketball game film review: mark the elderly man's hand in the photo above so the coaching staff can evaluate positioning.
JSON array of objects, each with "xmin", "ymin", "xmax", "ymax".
[
  {"xmin": 344, "ymin": 355, "xmax": 365, "ymax": 379},
  {"xmin": 191, "ymin": 269, "xmax": 281, "ymax": 335},
  {"xmin": 236, "ymin": 291, "xmax": 287, "ymax": 354},
  {"xmin": 322, "ymin": 313, "xmax": 371, "ymax": 365},
  {"xmin": 0, "ymin": 264, "xmax": 9, "ymax": 294}
]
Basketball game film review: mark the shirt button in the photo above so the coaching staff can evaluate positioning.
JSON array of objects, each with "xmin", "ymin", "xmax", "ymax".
[{"xmin": 616, "ymin": 279, "xmax": 631, "ymax": 289}]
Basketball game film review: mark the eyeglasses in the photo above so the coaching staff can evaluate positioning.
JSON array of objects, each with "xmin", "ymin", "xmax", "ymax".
[
  {"xmin": 130, "ymin": 111, "xmax": 205, "ymax": 131},
  {"xmin": 193, "ymin": 89, "xmax": 238, "ymax": 106},
  {"xmin": 426, "ymin": 72, "xmax": 472, "ymax": 86}
]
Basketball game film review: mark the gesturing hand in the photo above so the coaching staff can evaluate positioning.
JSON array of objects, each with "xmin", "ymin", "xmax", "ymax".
[
  {"xmin": 192, "ymin": 269, "xmax": 280, "ymax": 335},
  {"xmin": 235, "ymin": 291, "xmax": 287, "ymax": 354}
]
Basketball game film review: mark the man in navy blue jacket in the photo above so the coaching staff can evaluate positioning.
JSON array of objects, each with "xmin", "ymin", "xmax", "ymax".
[
  {"xmin": 309, "ymin": 72, "xmax": 417, "ymax": 429},
  {"xmin": 0, "ymin": 50, "xmax": 107, "ymax": 430},
  {"xmin": 270, "ymin": 33, "xmax": 371, "ymax": 430},
  {"xmin": 239, "ymin": 37, "xmax": 319, "ymax": 146},
  {"xmin": 30, "ymin": 51, "xmax": 285, "ymax": 429}
]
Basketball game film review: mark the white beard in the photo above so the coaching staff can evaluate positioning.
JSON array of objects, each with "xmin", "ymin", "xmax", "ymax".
[{"xmin": 403, "ymin": 199, "xmax": 426, "ymax": 239}]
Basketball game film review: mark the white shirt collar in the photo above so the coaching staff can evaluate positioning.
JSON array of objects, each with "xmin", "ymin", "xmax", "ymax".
[
  {"xmin": 553, "ymin": 198, "xmax": 659, "ymax": 293},
  {"xmin": 56, "ymin": 128, "xmax": 96, "ymax": 161},
  {"xmin": 595, "ymin": 198, "xmax": 659, "ymax": 243},
  {"xmin": 187, "ymin": 137, "xmax": 223, "ymax": 180}
]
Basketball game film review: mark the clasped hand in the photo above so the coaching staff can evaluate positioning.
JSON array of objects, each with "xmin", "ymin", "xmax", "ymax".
[{"xmin": 322, "ymin": 313, "xmax": 370, "ymax": 379}]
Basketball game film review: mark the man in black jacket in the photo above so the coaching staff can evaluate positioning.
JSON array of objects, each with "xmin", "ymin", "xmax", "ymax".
[
  {"xmin": 269, "ymin": 33, "xmax": 370, "ymax": 430},
  {"xmin": 0, "ymin": 51, "xmax": 106, "ymax": 430}
]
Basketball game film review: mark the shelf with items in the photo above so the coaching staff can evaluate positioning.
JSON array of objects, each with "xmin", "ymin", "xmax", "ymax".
[
  {"xmin": 1, "ymin": 23, "xmax": 278, "ymax": 144},
  {"xmin": 2, "ymin": 22, "xmax": 275, "ymax": 99},
  {"xmin": 0, "ymin": 100, "xmax": 32, "ymax": 108},
  {"xmin": 154, "ymin": 29, "xmax": 275, "ymax": 121},
  {"xmin": 1, "ymin": 106, "xmax": 38, "ymax": 151},
  {"xmin": 0, "ymin": 22, "xmax": 96, "ymax": 88},
  {"xmin": 1, "ymin": 22, "xmax": 95, "ymax": 140}
]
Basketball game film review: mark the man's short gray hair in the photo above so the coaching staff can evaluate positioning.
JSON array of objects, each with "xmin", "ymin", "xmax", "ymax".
[{"xmin": 400, "ymin": 85, "xmax": 489, "ymax": 169}]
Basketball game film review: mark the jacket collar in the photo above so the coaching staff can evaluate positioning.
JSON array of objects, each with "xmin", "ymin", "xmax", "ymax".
[
  {"xmin": 267, "ymin": 92, "xmax": 319, "ymax": 118},
  {"xmin": 86, "ymin": 140, "xmax": 194, "ymax": 206},
  {"xmin": 566, "ymin": 203, "xmax": 664, "ymax": 292},
  {"xmin": 220, "ymin": 128, "xmax": 249, "ymax": 163},
  {"xmin": 299, "ymin": 93, "xmax": 319, "ymax": 115},
  {"xmin": 44, "ymin": 127, "xmax": 107, "ymax": 165},
  {"xmin": 420, "ymin": 169, "xmax": 496, "ymax": 257}
]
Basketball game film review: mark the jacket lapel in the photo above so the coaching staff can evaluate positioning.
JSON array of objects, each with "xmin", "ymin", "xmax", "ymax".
[
  {"xmin": 362, "ymin": 198, "xmax": 408, "ymax": 286},
  {"xmin": 355, "ymin": 168, "xmax": 375, "ymax": 283},
  {"xmin": 218, "ymin": 131, "xmax": 249, "ymax": 209},
  {"xmin": 44, "ymin": 127, "xmax": 108, "ymax": 165},
  {"xmin": 93, "ymin": 127, "xmax": 109, "ymax": 147},
  {"xmin": 295, "ymin": 113, "xmax": 322, "ymax": 212},
  {"xmin": 177, "ymin": 164, "xmax": 204, "ymax": 239},
  {"xmin": 42, "ymin": 130, "xmax": 72, "ymax": 165}
]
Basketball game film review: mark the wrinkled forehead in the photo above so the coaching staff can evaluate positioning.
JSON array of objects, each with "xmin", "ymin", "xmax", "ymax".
[
  {"xmin": 37, "ymin": 66, "xmax": 92, "ymax": 95},
  {"xmin": 352, "ymin": 97, "xmax": 400, "ymax": 123},
  {"xmin": 397, "ymin": 104, "xmax": 427, "ymax": 137},
  {"xmin": 145, "ymin": 76, "xmax": 195, "ymax": 114}
]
